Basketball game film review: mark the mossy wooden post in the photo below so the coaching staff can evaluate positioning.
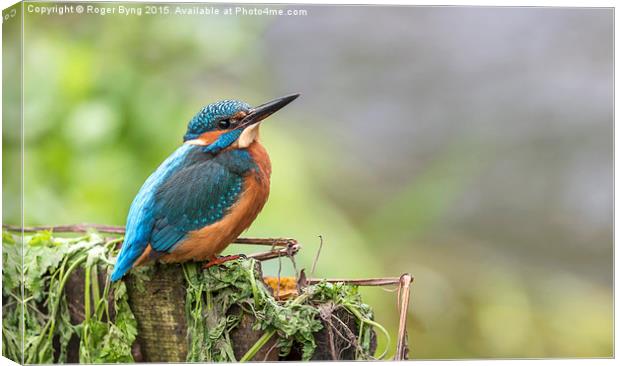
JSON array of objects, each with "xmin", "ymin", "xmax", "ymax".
[
  {"xmin": 60, "ymin": 258, "xmax": 378, "ymax": 362},
  {"xmin": 123, "ymin": 261, "xmax": 280, "ymax": 362},
  {"xmin": 4, "ymin": 226, "xmax": 389, "ymax": 362},
  {"xmin": 126, "ymin": 263, "xmax": 188, "ymax": 362}
]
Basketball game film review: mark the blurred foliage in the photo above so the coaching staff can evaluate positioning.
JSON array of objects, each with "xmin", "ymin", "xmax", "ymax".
[{"xmin": 2, "ymin": 4, "xmax": 612, "ymax": 359}]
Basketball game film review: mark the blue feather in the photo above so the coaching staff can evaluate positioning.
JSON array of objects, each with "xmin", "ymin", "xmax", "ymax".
[
  {"xmin": 110, "ymin": 144, "xmax": 194, "ymax": 281},
  {"xmin": 203, "ymin": 129, "xmax": 242, "ymax": 154},
  {"xmin": 110, "ymin": 146, "xmax": 256, "ymax": 281},
  {"xmin": 149, "ymin": 149, "xmax": 253, "ymax": 252}
]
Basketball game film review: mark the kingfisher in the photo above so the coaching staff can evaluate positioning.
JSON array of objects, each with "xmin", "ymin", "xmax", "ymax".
[{"xmin": 110, "ymin": 94, "xmax": 299, "ymax": 281}]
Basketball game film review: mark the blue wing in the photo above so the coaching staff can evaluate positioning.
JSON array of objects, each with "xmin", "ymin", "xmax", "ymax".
[
  {"xmin": 110, "ymin": 146, "xmax": 255, "ymax": 281},
  {"xmin": 149, "ymin": 158, "xmax": 246, "ymax": 252}
]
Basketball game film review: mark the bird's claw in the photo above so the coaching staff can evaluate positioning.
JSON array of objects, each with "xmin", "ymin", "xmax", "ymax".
[{"xmin": 202, "ymin": 254, "xmax": 247, "ymax": 269}]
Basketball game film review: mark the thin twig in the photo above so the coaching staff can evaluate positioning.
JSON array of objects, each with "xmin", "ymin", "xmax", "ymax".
[
  {"xmin": 262, "ymin": 341, "xmax": 279, "ymax": 361},
  {"xmin": 4, "ymin": 223, "xmax": 302, "ymax": 261},
  {"xmin": 329, "ymin": 312, "xmax": 367, "ymax": 359},
  {"xmin": 276, "ymin": 253, "xmax": 282, "ymax": 299},
  {"xmin": 311, "ymin": 235, "xmax": 324, "ymax": 277},
  {"xmin": 318, "ymin": 303, "xmax": 347, "ymax": 360},
  {"xmin": 3, "ymin": 223, "xmax": 125, "ymax": 234},
  {"xmin": 3, "ymin": 224, "xmax": 298, "ymax": 248},
  {"xmin": 328, "ymin": 316, "xmax": 356, "ymax": 358},
  {"xmin": 394, "ymin": 273, "xmax": 413, "ymax": 361},
  {"xmin": 305, "ymin": 277, "xmax": 402, "ymax": 287},
  {"xmin": 321, "ymin": 308, "xmax": 350, "ymax": 346},
  {"xmin": 326, "ymin": 318, "xmax": 338, "ymax": 360},
  {"xmin": 246, "ymin": 242, "xmax": 301, "ymax": 261},
  {"xmin": 289, "ymin": 254, "xmax": 299, "ymax": 278},
  {"xmin": 234, "ymin": 237, "xmax": 298, "ymax": 247}
]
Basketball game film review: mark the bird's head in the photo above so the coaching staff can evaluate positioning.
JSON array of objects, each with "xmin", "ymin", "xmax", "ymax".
[{"xmin": 183, "ymin": 94, "xmax": 299, "ymax": 154}]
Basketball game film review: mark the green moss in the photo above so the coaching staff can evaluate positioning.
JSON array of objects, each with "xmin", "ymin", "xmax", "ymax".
[
  {"xmin": 1, "ymin": 230, "xmax": 136, "ymax": 364},
  {"xmin": 2, "ymin": 230, "xmax": 384, "ymax": 363},
  {"xmin": 183, "ymin": 259, "xmax": 326, "ymax": 361},
  {"xmin": 183, "ymin": 259, "xmax": 383, "ymax": 361}
]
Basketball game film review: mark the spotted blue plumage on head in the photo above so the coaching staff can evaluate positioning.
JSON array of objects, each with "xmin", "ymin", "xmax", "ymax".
[{"xmin": 183, "ymin": 100, "xmax": 251, "ymax": 141}]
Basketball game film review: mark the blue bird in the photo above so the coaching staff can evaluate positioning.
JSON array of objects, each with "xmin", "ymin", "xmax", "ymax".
[{"xmin": 110, "ymin": 94, "xmax": 299, "ymax": 281}]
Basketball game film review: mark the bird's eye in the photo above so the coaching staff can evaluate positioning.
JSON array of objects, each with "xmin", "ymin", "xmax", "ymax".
[{"xmin": 218, "ymin": 119, "xmax": 231, "ymax": 129}]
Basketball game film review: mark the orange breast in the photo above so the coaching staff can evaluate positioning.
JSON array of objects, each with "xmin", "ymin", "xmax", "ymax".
[{"xmin": 158, "ymin": 141, "xmax": 271, "ymax": 263}]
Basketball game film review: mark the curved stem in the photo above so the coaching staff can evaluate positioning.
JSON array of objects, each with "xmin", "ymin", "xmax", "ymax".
[
  {"xmin": 84, "ymin": 266, "xmax": 91, "ymax": 323},
  {"xmin": 91, "ymin": 266, "xmax": 101, "ymax": 316},
  {"xmin": 239, "ymin": 329, "xmax": 276, "ymax": 362},
  {"xmin": 344, "ymin": 304, "xmax": 391, "ymax": 360}
]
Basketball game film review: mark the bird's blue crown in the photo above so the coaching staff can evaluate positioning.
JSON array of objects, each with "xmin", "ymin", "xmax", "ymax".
[{"xmin": 183, "ymin": 100, "xmax": 250, "ymax": 141}]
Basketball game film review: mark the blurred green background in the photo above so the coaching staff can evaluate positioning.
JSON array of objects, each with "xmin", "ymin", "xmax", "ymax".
[{"xmin": 3, "ymin": 3, "xmax": 613, "ymax": 359}]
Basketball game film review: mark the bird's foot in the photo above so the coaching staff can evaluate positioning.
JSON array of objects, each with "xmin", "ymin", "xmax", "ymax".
[{"xmin": 202, "ymin": 254, "xmax": 247, "ymax": 269}]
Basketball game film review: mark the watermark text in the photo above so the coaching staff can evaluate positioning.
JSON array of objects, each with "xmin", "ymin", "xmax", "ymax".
[{"xmin": 25, "ymin": 4, "xmax": 309, "ymax": 17}]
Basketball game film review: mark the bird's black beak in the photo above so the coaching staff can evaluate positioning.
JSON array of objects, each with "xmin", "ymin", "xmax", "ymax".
[{"xmin": 239, "ymin": 93, "xmax": 300, "ymax": 128}]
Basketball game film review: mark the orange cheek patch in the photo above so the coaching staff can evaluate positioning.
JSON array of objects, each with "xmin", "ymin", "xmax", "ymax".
[
  {"xmin": 232, "ymin": 111, "xmax": 247, "ymax": 120},
  {"xmin": 196, "ymin": 130, "xmax": 225, "ymax": 145}
]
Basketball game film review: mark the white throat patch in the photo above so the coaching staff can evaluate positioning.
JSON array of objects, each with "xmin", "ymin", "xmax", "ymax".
[{"xmin": 237, "ymin": 124, "xmax": 260, "ymax": 148}]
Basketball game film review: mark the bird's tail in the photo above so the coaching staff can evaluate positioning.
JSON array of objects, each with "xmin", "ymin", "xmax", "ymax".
[{"xmin": 110, "ymin": 241, "xmax": 143, "ymax": 282}]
